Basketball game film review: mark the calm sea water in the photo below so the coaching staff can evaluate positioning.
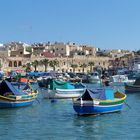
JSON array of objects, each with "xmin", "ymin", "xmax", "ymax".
[{"xmin": 0, "ymin": 84, "xmax": 140, "ymax": 140}]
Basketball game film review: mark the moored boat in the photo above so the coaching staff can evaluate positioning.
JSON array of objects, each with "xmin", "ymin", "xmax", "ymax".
[
  {"xmin": 73, "ymin": 88, "xmax": 126, "ymax": 115},
  {"xmin": 125, "ymin": 77, "xmax": 140, "ymax": 93},
  {"xmin": 110, "ymin": 74, "xmax": 135, "ymax": 86},
  {"xmin": 88, "ymin": 72, "xmax": 101, "ymax": 84},
  {"xmin": 0, "ymin": 80, "xmax": 38, "ymax": 108},
  {"xmin": 44, "ymin": 79, "xmax": 86, "ymax": 99}
]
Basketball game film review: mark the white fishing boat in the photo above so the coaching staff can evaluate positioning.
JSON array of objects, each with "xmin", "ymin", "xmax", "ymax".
[
  {"xmin": 88, "ymin": 72, "xmax": 101, "ymax": 84},
  {"xmin": 43, "ymin": 79, "xmax": 86, "ymax": 99},
  {"xmin": 110, "ymin": 74, "xmax": 135, "ymax": 86}
]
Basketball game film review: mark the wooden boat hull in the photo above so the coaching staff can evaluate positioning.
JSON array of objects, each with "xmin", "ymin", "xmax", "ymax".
[
  {"xmin": 44, "ymin": 88, "xmax": 86, "ymax": 99},
  {"xmin": 88, "ymin": 78, "xmax": 101, "ymax": 84},
  {"xmin": 73, "ymin": 101, "xmax": 124, "ymax": 115},
  {"xmin": 0, "ymin": 99, "xmax": 34, "ymax": 108},
  {"xmin": 110, "ymin": 82, "xmax": 125, "ymax": 86},
  {"xmin": 125, "ymin": 84, "xmax": 140, "ymax": 93},
  {"xmin": 73, "ymin": 91, "xmax": 126, "ymax": 115},
  {"xmin": 0, "ymin": 80, "xmax": 38, "ymax": 108},
  {"xmin": 110, "ymin": 81, "xmax": 135, "ymax": 86}
]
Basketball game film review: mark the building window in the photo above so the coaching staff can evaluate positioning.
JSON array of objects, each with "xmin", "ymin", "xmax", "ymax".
[
  {"xmin": 9, "ymin": 61, "xmax": 12, "ymax": 67},
  {"xmin": 18, "ymin": 61, "xmax": 22, "ymax": 66},
  {"xmin": 14, "ymin": 61, "xmax": 17, "ymax": 67},
  {"xmin": 61, "ymin": 48, "xmax": 63, "ymax": 50},
  {"xmin": 20, "ymin": 52, "xmax": 23, "ymax": 55},
  {"xmin": 64, "ymin": 62, "xmax": 65, "ymax": 65}
]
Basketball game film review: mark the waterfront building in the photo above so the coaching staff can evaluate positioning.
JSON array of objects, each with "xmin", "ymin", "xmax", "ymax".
[
  {"xmin": 79, "ymin": 44, "xmax": 97, "ymax": 56},
  {"xmin": 5, "ymin": 42, "xmax": 31, "ymax": 57},
  {"xmin": 109, "ymin": 50, "xmax": 133, "ymax": 69},
  {"xmin": 110, "ymin": 49, "xmax": 131, "ymax": 58},
  {"xmin": 0, "ymin": 41, "xmax": 134, "ymax": 73},
  {"xmin": 1, "ymin": 42, "xmax": 31, "ymax": 70},
  {"xmin": 32, "ymin": 43, "xmax": 45, "ymax": 57}
]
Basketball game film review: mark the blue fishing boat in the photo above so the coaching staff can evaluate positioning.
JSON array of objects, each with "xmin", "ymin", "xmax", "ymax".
[
  {"xmin": 73, "ymin": 88, "xmax": 126, "ymax": 115},
  {"xmin": 0, "ymin": 80, "xmax": 38, "ymax": 108}
]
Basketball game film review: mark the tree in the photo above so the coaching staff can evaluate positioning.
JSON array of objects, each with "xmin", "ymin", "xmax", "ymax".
[
  {"xmin": 31, "ymin": 60, "xmax": 39, "ymax": 71},
  {"xmin": 88, "ymin": 61, "xmax": 94, "ymax": 72},
  {"xmin": 26, "ymin": 46, "xmax": 32, "ymax": 53},
  {"xmin": 80, "ymin": 63, "xmax": 87, "ymax": 73},
  {"xmin": 40, "ymin": 59, "xmax": 49, "ymax": 72},
  {"xmin": 49, "ymin": 59, "xmax": 59, "ymax": 71},
  {"xmin": 71, "ymin": 64, "xmax": 78, "ymax": 73},
  {"xmin": 22, "ymin": 63, "xmax": 31, "ymax": 72}
]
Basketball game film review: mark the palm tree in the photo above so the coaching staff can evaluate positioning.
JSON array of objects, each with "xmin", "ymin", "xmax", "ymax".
[
  {"xmin": 49, "ymin": 59, "xmax": 59, "ymax": 71},
  {"xmin": 31, "ymin": 60, "xmax": 39, "ymax": 71},
  {"xmin": 88, "ymin": 61, "xmax": 94, "ymax": 72},
  {"xmin": 80, "ymin": 63, "xmax": 87, "ymax": 73},
  {"xmin": 22, "ymin": 63, "xmax": 31, "ymax": 72},
  {"xmin": 40, "ymin": 59, "xmax": 49, "ymax": 72},
  {"xmin": 71, "ymin": 64, "xmax": 78, "ymax": 73}
]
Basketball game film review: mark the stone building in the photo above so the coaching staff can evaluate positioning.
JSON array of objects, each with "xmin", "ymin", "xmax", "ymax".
[
  {"xmin": 79, "ymin": 44, "xmax": 97, "ymax": 56},
  {"xmin": 0, "ymin": 41, "xmax": 134, "ymax": 73},
  {"xmin": 2, "ymin": 42, "xmax": 31, "ymax": 69}
]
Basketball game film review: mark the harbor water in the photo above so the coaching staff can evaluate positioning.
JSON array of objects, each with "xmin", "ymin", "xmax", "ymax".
[{"xmin": 0, "ymin": 84, "xmax": 140, "ymax": 140}]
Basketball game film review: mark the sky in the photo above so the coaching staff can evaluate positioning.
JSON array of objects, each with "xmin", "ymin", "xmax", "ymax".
[{"xmin": 0, "ymin": 0, "xmax": 140, "ymax": 50}]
